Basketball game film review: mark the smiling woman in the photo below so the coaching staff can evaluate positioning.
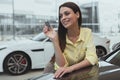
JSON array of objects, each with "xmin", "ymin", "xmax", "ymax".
[{"xmin": 43, "ymin": 2, "xmax": 98, "ymax": 78}]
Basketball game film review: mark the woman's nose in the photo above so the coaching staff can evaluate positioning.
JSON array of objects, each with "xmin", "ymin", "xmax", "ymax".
[{"xmin": 61, "ymin": 15, "xmax": 66, "ymax": 20}]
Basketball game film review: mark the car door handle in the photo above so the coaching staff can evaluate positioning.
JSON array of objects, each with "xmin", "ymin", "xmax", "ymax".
[{"xmin": 31, "ymin": 48, "xmax": 44, "ymax": 52}]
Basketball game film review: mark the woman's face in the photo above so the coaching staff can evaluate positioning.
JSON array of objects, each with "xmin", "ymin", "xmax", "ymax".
[{"xmin": 59, "ymin": 7, "xmax": 79, "ymax": 29}]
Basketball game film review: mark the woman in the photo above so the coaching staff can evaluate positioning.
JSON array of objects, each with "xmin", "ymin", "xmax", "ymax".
[{"xmin": 43, "ymin": 2, "xmax": 98, "ymax": 78}]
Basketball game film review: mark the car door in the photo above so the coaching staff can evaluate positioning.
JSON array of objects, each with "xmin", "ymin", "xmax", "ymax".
[
  {"xmin": 27, "ymin": 41, "xmax": 46, "ymax": 68},
  {"xmin": 43, "ymin": 39, "xmax": 54, "ymax": 65}
]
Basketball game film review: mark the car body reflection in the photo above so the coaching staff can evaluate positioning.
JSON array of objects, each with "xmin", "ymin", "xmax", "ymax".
[{"xmin": 28, "ymin": 65, "xmax": 99, "ymax": 80}]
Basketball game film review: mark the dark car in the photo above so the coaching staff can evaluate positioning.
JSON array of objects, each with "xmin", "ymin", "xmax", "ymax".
[{"xmin": 27, "ymin": 47, "xmax": 120, "ymax": 80}]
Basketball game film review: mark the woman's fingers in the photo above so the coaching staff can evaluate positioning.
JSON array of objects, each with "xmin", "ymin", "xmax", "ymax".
[
  {"xmin": 54, "ymin": 68, "xmax": 64, "ymax": 78},
  {"xmin": 43, "ymin": 26, "xmax": 53, "ymax": 36},
  {"xmin": 43, "ymin": 26, "xmax": 48, "ymax": 33},
  {"xmin": 59, "ymin": 70, "xmax": 66, "ymax": 78},
  {"xmin": 43, "ymin": 26, "xmax": 57, "ymax": 42},
  {"xmin": 54, "ymin": 67, "xmax": 69, "ymax": 78}
]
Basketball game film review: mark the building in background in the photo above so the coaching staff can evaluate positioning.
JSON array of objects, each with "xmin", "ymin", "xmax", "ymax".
[
  {"xmin": 0, "ymin": 0, "xmax": 120, "ymax": 40},
  {"xmin": 81, "ymin": 1, "xmax": 99, "ymax": 33},
  {"xmin": 0, "ymin": 0, "xmax": 57, "ymax": 40},
  {"xmin": 98, "ymin": 0, "xmax": 120, "ymax": 34}
]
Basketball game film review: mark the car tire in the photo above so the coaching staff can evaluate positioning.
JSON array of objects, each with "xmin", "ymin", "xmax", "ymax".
[
  {"xmin": 96, "ymin": 46, "xmax": 107, "ymax": 58},
  {"xmin": 3, "ymin": 52, "xmax": 31, "ymax": 75}
]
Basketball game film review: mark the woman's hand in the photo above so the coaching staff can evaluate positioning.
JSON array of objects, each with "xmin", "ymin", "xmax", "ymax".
[
  {"xmin": 43, "ymin": 26, "xmax": 58, "ymax": 42},
  {"xmin": 54, "ymin": 67, "xmax": 74, "ymax": 78}
]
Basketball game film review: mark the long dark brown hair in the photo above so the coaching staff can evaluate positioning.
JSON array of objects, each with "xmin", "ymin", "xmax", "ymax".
[{"xmin": 58, "ymin": 2, "xmax": 82, "ymax": 52}]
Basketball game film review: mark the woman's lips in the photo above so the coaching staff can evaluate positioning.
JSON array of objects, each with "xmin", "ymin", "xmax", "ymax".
[{"xmin": 62, "ymin": 20, "xmax": 70, "ymax": 25}]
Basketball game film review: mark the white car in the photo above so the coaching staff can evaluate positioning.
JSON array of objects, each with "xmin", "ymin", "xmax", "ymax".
[
  {"xmin": 0, "ymin": 33, "xmax": 54, "ymax": 75},
  {"xmin": 93, "ymin": 34, "xmax": 110, "ymax": 57},
  {"xmin": 0, "ymin": 32, "xmax": 110, "ymax": 75}
]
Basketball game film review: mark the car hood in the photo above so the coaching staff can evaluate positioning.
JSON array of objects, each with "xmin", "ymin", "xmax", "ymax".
[
  {"xmin": 27, "ymin": 61, "xmax": 120, "ymax": 80},
  {"xmin": 99, "ymin": 61, "xmax": 120, "ymax": 80}
]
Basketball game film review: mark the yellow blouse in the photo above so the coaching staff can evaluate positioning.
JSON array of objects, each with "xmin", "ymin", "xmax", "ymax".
[{"xmin": 55, "ymin": 28, "xmax": 98, "ymax": 70}]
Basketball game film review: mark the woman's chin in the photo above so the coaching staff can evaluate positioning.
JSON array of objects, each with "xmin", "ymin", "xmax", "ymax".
[{"xmin": 63, "ymin": 24, "xmax": 71, "ymax": 29}]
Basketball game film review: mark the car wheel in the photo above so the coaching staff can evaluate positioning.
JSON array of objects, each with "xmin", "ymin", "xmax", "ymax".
[
  {"xmin": 96, "ymin": 46, "xmax": 107, "ymax": 58},
  {"xmin": 3, "ymin": 52, "xmax": 31, "ymax": 75}
]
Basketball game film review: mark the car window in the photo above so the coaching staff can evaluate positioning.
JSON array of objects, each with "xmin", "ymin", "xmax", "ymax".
[{"xmin": 106, "ymin": 50, "xmax": 120, "ymax": 66}]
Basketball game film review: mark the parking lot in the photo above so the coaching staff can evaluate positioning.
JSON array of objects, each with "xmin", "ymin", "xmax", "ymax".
[{"xmin": 0, "ymin": 69, "xmax": 43, "ymax": 80}]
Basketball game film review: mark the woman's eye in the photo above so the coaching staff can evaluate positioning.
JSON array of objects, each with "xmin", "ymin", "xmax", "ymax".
[
  {"xmin": 59, "ymin": 12, "xmax": 70, "ymax": 19},
  {"xmin": 64, "ymin": 12, "xmax": 70, "ymax": 16}
]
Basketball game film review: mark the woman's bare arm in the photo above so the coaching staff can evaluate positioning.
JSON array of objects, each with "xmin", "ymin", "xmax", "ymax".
[{"xmin": 43, "ymin": 26, "xmax": 66, "ymax": 67}]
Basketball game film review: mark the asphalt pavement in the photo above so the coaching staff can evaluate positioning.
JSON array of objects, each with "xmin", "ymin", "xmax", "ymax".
[{"xmin": 0, "ymin": 69, "xmax": 43, "ymax": 80}]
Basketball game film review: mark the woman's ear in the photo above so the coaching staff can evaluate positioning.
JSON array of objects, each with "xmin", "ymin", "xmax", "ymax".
[{"xmin": 76, "ymin": 12, "xmax": 80, "ymax": 18}]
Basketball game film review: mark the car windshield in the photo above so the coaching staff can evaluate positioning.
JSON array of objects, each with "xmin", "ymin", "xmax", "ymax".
[
  {"xmin": 32, "ymin": 32, "xmax": 47, "ymax": 41},
  {"xmin": 32, "ymin": 28, "xmax": 57, "ymax": 41}
]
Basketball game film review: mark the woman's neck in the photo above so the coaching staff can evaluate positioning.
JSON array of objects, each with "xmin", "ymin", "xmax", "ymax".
[
  {"xmin": 67, "ymin": 26, "xmax": 80, "ymax": 44},
  {"xmin": 67, "ymin": 27, "xmax": 80, "ymax": 37}
]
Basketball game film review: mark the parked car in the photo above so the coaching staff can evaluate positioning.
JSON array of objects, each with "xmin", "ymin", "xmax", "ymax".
[
  {"xmin": 112, "ymin": 42, "xmax": 120, "ymax": 50},
  {"xmin": 27, "ymin": 47, "xmax": 120, "ymax": 80},
  {"xmin": 93, "ymin": 34, "xmax": 110, "ymax": 57},
  {"xmin": 0, "ymin": 33, "xmax": 54, "ymax": 75},
  {"xmin": 0, "ymin": 31, "xmax": 110, "ymax": 75}
]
